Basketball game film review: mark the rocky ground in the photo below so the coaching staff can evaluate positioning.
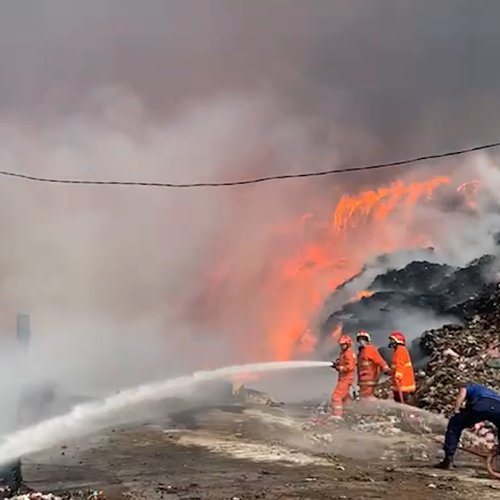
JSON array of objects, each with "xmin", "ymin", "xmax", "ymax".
[{"xmin": 10, "ymin": 400, "xmax": 500, "ymax": 500}]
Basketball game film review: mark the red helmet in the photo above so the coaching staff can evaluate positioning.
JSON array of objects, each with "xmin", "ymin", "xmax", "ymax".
[
  {"xmin": 356, "ymin": 330, "xmax": 371, "ymax": 342},
  {"xmin": 389, "ymin": 332, "xmax": 406, "ymax": 345},
  {"xmin": 339, "ymin": 335, "xmax": 352, "ymax": 346}
]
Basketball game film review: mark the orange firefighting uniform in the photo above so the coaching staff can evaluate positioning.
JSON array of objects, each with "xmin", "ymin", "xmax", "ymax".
[
  {"xmin": 358, "ymin": 344, "xmax": 390, "ymax": 398},
  {"xmin": 331, "ymin": 347, "xmax": 357, "ymax": 416},
  {"xmin": 391, "ymin": 344, "xmax": 416, "ymax": 400}
]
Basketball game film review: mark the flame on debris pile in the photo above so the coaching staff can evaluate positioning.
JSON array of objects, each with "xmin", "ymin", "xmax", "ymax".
[
  {"xmin": 333, "ymin": 176, "xmax": 451, "ymax": 231},
  {"xmin": 352, "ymin": 290, "xmax": 374, "ymax": 302},
  {"xmin": 190, "ymin": 174, "xmax": 477, "ymax": 362}
]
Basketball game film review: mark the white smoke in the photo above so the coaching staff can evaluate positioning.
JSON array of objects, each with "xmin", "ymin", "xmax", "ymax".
[{"xmin": 0, "ymin": 1, "xmax": 499, "ymax": 430}]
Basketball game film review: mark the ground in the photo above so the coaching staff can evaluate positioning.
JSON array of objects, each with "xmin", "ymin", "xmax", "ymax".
[{"xmin": 18, "ymin": 400, "xmax": 500, "ymax": 499}]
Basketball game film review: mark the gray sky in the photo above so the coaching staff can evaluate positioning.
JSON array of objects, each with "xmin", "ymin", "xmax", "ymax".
[{"xmin": 1, "ymin": 1, "xmax": 499, "ymax": 157}]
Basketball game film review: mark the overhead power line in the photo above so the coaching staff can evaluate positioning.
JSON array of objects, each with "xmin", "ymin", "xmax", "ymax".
[{"xmin": 1, "ymin": 140, "xmax": 499, "ymax": 188}]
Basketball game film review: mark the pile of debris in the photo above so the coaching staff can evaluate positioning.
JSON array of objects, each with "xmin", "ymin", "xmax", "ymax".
[
  {"xmin": 320, "ymin": 254, "xmax": 500, "ymax": 353},
  {"xmin": 415, "ymin": 290, "xmax": 500, "ymax": 415}
]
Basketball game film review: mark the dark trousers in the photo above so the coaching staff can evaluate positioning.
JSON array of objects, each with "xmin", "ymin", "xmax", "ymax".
[
  {"xmin": 393, "ymin": 391, "xmax": 413, "ymax": 404},
  {"xmin": 444, "ymin": 398, "xmax": 500, "ymax": 458}
]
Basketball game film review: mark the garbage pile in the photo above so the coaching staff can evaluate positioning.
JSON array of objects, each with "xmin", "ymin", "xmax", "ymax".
[
  {"xmin": 320, "ymin": 253, "xmax": 500, "ymax": 352},
  {"xmin": 415, "ymin": 289, "xmax": 500, "ymax": 415}
]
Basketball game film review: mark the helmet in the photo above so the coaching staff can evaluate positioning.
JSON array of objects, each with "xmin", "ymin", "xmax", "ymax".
[
  {"xmin": 389, "ymin": 332, "xmax": 406, "ymax": 345},
  {"xmin": 356, "ymin": 330, "xmax": 371, "ymax": 342},
  {"xmin": 339, "ymin": 335, "xmax": 352, "ymax": 346}
]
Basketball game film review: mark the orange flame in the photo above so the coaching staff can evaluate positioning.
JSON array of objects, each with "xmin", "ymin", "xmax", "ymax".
[
  {"xmin": 264, "ymin": 176, "xmax": 451, "ymax": 360},
  {"xmin": 353, "ymin": 290, "xmax": 374, "ymax": 301},
  {"xmin": 333, "ymin": 176, "xmax": 451, "ymax": 231},
  {"xmin": 190, "ymin": 174, "xmax": 462, "ymax": 363}
]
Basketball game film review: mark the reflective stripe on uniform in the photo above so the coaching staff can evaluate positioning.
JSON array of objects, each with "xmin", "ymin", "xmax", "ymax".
[
  {"xmin": 391, "ymin": 384, "xmax": 416, "ymax": 392},
  {"xmin": 391, "ymin": 362, "xmax": 412, "ymax": 369},
  {"xmin": 359, "ymin": 381, "xmax": 378, "ymax": 386}
]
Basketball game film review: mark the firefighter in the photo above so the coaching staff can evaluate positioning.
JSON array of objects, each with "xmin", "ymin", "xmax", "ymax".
[
  {"xmin": 388, "ymin": 332, "xmax": 415, "ymax": 404},
  {"xmin": 437, "ymin": 382, "xmax": 500, "ymax": 469},
  {"xmin": 331, "ymin": 335, "xmax": 357, "ymax": 417},
  {"xmin": 356, "ymin": 330, "xmax": 390, "ymax": 398}
]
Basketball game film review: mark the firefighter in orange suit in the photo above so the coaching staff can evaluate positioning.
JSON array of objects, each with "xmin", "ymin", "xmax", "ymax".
[
  {"xmin": 388, "ymin": 332, "xmax": 415, "ymax": 404},
  {"xmin": 331, "ymin": 335, "xmax": 357, "ymax": 417},
  {"xmin": 356, "ymin": 330, "xmax": 390, "ymax": 398}
]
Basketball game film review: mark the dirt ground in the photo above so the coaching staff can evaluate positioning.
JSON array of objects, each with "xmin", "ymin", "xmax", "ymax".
[{"xmin": 19, "ymin": 403, "xmax": 500, "ymax": 499}]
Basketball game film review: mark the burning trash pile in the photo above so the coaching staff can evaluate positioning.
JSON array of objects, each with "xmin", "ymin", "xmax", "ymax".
[{"xmin": 321, "ymin": 254, "xmax": 500, "ymax": 349}]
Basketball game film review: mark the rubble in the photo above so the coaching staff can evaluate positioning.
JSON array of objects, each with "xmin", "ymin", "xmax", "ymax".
[
  {"xmin": 416, "ymin": 291, "xmax": 500, "ymax": 414},
  {"xmin": 321, "ymin": 254, "xmax": 500, "ymax": 353}
]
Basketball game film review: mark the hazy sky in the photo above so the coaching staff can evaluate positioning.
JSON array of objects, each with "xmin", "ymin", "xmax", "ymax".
[
  {"xmin": 0, "ymin": 1, "xmax": 499, "ymax": 394},
  {"xmin": 0, "ymin": 1, "xmax": 499, "ymax": 157}
]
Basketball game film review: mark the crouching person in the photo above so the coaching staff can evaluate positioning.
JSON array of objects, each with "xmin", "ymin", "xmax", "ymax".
[{"xmin": 437, "ymin": 382, "xmax": 500, "ymax": 469}]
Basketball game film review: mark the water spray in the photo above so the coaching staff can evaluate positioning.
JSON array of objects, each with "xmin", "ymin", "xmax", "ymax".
[{"xmin": 0, "ymin": 360, "xmax": 331, "ymax": 465}]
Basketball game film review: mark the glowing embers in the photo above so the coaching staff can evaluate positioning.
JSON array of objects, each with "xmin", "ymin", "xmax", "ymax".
[{"xmin": 352, "ymin": 290, "xmax": 374, "ymax": 302}]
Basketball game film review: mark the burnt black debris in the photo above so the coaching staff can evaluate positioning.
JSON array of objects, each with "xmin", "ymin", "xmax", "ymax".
[
  {"xmin": 371, "ymin": 262, "xmax": 453, "ymax": 295},
  {"xmin": 320, "ymin": 254, "xmax": 500, "ymax": 353}
]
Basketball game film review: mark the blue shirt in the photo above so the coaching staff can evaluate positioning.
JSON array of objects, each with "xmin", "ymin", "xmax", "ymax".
[{"xmin": 465, "ymin": 384, "xmax": 500, "ymax": 405}]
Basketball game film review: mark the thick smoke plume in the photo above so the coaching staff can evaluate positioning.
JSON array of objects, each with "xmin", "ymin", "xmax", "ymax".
[{"xmin": 0, "ymin": 1, "xmax": 500, "ymax": 417}]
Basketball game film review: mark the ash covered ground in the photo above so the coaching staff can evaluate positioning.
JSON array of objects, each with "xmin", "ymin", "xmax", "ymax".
[
  {"xmin": 9, "ymin": 251, "xmax": 500, "ymax": 499},
  {"xmin": 15, "ymin": 397, "xmax": 500, "ymax": 500}
]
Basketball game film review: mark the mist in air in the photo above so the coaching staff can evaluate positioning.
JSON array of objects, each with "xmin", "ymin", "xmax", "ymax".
[{"xmin": 0, "ymin": 1, "xmax": 499, "ymax": 415}]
